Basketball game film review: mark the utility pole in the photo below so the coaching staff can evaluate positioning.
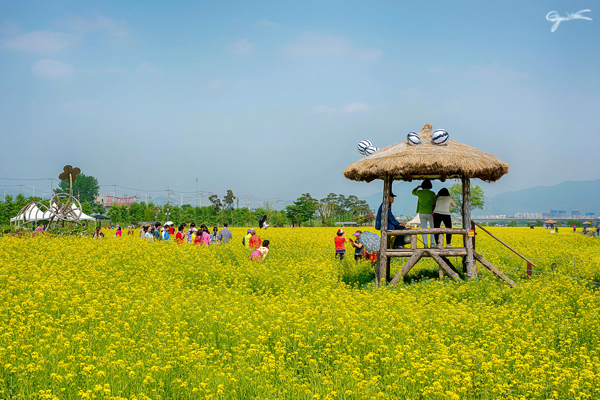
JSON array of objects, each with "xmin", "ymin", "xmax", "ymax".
[
  {"xmin": 236, "ymin": 197, "xmax": 239, "ymax": 209},
  {"xmin": 114, "ymin": 183, "xmax": 117, "ymax": 199},
  {"xmin": 275, "ymin": 198, "xmax": 280, "ymax": 210},
  {"xmin": 247, "ymin": 195, "xmax": 250, "ymax": 210},
  {"xmin": 196, "ymin": 178, "xmax": 198, "ymax": 207},
  {"xmin": 19, "ymin": 183, "xmax": 22, "ymax": 194},
  {"xmin": 180, "ymin": 193, "xmax": 183, "ymax": 207}
]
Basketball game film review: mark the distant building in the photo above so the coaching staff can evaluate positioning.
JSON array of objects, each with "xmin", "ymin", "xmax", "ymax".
[{"xmin": 95, "ymin": 194, "xmax": 137, "ymax": 208}]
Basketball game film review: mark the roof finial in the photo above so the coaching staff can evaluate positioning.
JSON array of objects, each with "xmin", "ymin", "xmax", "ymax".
[{"xmin": 422, "ymin": 123, "xmax": 432, "ymax": 131}]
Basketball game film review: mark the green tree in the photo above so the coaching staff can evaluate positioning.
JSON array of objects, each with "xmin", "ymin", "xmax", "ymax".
[
  {"xmin": 56, "ymin": 174, "xmax": 100, "ymax": 204},
  {"xmin": 223, "ymin": 190, "xmax": 236, "ymax": 209},
  {"xmin": 81, "ymin": 202, "xmax": 92, "ymax": 215},
  {"xmin": 0, "ymin": 195, "xmax": 15, "ymax": 225},
  {"xmin": 209, "ymin": 195, "xmax": 222, "ymax": 213},
  {"xmin": 535, "ymin": 219, "xmax": 544, "ymax": 227},
  {"xmin": 285, "ymin": 193, "xmax": 317, "ymax": 226},
  {"xmin": 448, "ymin": 183, "xmax": 485, "ymax": 216}
]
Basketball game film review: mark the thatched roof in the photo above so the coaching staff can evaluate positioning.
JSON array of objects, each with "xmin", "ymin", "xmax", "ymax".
[
  {"xmin": 344, "ymin": 124, "xmax": 509, "ymax": 182},
  {"xmin": 544, "ymin": 219, "xmax": 556, "ymax": 224}
]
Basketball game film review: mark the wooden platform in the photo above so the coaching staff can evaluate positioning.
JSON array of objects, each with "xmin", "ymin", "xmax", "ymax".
[{"xmin": 386, "ymin": 248, "xmax": 468, "ymax": 257}]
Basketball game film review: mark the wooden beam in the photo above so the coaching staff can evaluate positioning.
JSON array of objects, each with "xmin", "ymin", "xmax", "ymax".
[
  {"xmin": 462, "ymin": 176, "xmax": 476, "ymax": 278},
  {"xmin": 472, "ymin": 221, "xmax": 537, "ymax": 267},
  {"xmin": 388, "ymin": 228, "xmax": 468, "ymax": 236},
  {"xmin": 429, "ymin": 250, "xmax": 461, "ymax": 281},
  {"xmin": 378, "ymin": 176, "xmax": 392, "ymax": 287},
  {"xmin": 386, "ymin": 248, "xmax": 468, "ymax": 257},
  {"xmin": 410, "ymin": 234, "xmax": 416, "ymax": 250},
  {"xmin": 473, "ymin": 252, "xmax": 516, "ymax": 288},
  {"xmin": 389, "ymin": 250, "xmax": 424, "ymax": 286}
]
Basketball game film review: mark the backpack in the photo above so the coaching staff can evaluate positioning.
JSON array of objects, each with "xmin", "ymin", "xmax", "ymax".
[{"xmin": 242, "ymin": 236, "xmax": 245, "ymax": 245}]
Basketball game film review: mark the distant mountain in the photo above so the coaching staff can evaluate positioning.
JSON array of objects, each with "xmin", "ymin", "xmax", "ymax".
[
  {"xmin": 483, "ymin": 179, "xmax": 600, "ymax": 217},
  {"xmin": 359, "ymin": 179, "xmax": 600, "ymax": 218}
]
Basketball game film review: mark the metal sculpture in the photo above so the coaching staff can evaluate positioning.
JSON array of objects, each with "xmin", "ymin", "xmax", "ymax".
[{"xmin": 13, "ymin": 165, "xmax": 84, "ymax": 230}]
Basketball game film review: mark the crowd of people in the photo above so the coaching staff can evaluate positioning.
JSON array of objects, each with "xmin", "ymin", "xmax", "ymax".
[{"xmin": 92, "ymin": 221, "xmax": 271, "ymax": 261}]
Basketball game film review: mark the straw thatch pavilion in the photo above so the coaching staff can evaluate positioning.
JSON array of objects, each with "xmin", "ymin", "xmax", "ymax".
[{"xmin": 344, "ymin": 124, "xmax": 526, "ymax": 287}]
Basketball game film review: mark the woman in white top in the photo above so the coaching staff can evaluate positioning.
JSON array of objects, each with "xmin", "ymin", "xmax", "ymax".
[{"xmin": 433, "ymin": 188, "xmax": 457, "ymax": 247}]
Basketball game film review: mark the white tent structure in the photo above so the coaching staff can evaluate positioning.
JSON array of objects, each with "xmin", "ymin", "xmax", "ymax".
[
  {"xmin": 11, "ymin": 202, "xmax": 95, "ymax": 225},
  {"xmin": 10, "ymin": 203, "xmax": 47, "ymax": 223},
  {"xmin": 407, "ymin": 214, "xmax": 420, "ymax": 228}
]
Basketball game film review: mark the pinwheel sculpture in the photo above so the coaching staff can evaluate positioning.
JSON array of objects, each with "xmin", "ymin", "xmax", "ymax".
[{"xmin": 13, "ymin": 165, "xmax": 84, "ymax": 230}]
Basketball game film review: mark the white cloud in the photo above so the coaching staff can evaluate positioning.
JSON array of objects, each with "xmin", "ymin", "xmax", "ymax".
[
  {"xmin": 66, "ymin": 16, "xmax": 130, "ymax": 38},
  {"xmin": 468, "ymin": 64, "xmax": 530, "ymax": 82},
  {"xmin": 284, "ymin": 32, "xmax": 382, "ymax": 63},
  {"xmin": 136, "ymin": 62, "xmax": 157, "ymax": 74},
  {"xmin": 1, "ymin": 16, "xmax": 131, "ymax": 54},
  {"xmin": 59, "ymin": 100, "xmax": 99, "ymax": 115},
  {"xmin": 209, "ymin": 78, "xmax": 225, "ymax": 88},
  {"xmin": 228, "ymin": 38, "xmax": 255, "ymax": 55},
  {"xmin": 311, "ymin": 103, "xmax": 373, "ymax": 115},
  {"xmin": 339, "ymin": 103, "xmax": 373, "ymax": 114},
  {"xmin": 310, "ymin": 105, "xmax": 336, "ymax": 114},
  {"xmin": 256, "ymin": 19, "xmax": 279, "ymax": 28},
  {"xmin": 31, "ymin": 59, "xmax": 75, "ymax": 79},
  {"xmin": 1, "ymin": 21, "xmax": 22, "ymax": 36},
  {"xmin": 2, "ymin": 31, "xmax": 78, "ymax": 53}
]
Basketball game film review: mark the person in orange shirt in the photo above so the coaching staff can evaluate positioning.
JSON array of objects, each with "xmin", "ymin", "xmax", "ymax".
[
  {"xmin": 249, "ymin": 229, "xmax": 261, "ymax": 250},
  {"xmin": 334, "ymin": 229, "xmax": 347, "ymax": 260}
]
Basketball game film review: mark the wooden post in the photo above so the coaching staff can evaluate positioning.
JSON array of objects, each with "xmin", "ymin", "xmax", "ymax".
[
  {"xmin": 378, "ymin": 176, "xmax": 392, "ymax": 287},
  {"xmin": 410, "ymin": 234, "xmax": 416, "ymax": 250},
  {"xmin": 473, "ymin": 252, "xmax": 516, "ymax": 288},
  {"xmin": 527, "ymin": 262, "xmax": 532, "ymax": 278},
  {"xmin": 462, "ymin": 176, "xmax": 476, "ymax": 278}
]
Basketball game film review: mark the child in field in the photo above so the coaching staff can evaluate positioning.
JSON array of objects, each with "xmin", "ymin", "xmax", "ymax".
[
  {"xmin": 250, "ymin": 240, "xmax": 270, "ymax": 262},
  {"xmin": 200, "ymin": 224, "xmax": 211, "ymax": 245},
  {"xmin": 175, "ymin": 224, "xmax": 185, "ymax": 243},
  {"xmin": 334, "ymin": 229, "xmax": 347, "ymax": 260},
  {"xmin": 93, "ymin": 227, "xmax": 104, "ymax": 239},
  {"xmin": 115, "ymin": 226, "xmax": 122, "ymax": 238}
]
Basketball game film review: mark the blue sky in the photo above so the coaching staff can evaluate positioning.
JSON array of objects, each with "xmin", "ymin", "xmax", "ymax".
[{"xmin": 1, "ymin": 0, "xmax": 599, "ymax": 208}]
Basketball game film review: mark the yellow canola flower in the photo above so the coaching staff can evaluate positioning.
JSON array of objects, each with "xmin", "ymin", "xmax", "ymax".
[{"xmin": 0, "ymin": 227, "xmax": 598, "ymax": 399}]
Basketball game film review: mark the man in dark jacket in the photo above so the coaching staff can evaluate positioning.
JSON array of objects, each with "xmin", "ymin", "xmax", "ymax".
[{"xmin": 375, "ymin": 192, "xmax": 406, "ymax": 248}]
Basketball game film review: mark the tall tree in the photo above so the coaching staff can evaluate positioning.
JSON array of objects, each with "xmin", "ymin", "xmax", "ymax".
[
  {"xmin": 209, "ymin": 195, "xmax": 222, "ymax": 215},
  {"xmin": 448, "ymin": 183, "xmax": 485, "ymax": 216},
  {"xmin": 223, "ymin": 190, "xmax": 236, "ymax": 209},
  {"xmin": 56, "ymin": 173, "xmax": 100, "ymax": 204},
  {"xmin": 285, "ymin": 193, "xmax": 317, "ymax": 226}
]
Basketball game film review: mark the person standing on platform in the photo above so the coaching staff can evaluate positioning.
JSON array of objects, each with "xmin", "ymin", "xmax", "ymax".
[
  {"xmin": 432, "ymin": 188, "xmax": 456, "ymax": 248},
  {"xmin": 412, "ymin": 179, "xmax": 435, "ymax": 248},
  {"xmin": 375, "ymin": 191, "xmax": 406, "ymax": 248}
]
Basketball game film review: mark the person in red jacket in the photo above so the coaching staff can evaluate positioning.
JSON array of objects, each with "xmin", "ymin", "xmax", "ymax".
[
  {"xmin": 175, "ymin": 224, "xmax": 185, "ymax": 243},
  {"xmin": 334, "ymin": 229, "xmax": 347, "ymax": 260},
  {"xmin": 249, "ymin": 229, "xmax": 261, "ymax": 250}
]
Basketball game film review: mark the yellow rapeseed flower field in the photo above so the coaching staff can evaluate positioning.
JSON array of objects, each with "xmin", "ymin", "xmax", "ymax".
[{"xmin": 1, "ymin": 227, "xmax": 599, "ymax": 399}]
